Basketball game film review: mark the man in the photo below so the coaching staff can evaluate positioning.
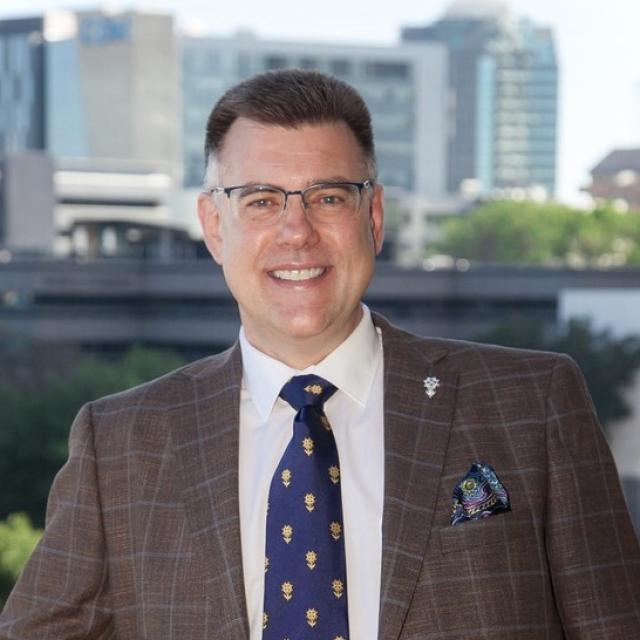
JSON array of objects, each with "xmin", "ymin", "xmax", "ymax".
[{"xmin": 1, "ymin": 70, "xmax": 639, "ymax": 639}]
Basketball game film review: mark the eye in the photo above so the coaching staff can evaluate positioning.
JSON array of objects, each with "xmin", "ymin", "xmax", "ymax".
[
  {"xmin": 239, "ymin": 187, "xmax": 282, "ymax": 210},
  {"xmin": 319, "ymin": 193, "xmax": 344, "ymax": 206},
  {"xmin": 246, "ymin": 196, "xmax": 277, "ymax": 209},
  {"xmin": 308, "ymin": 185, "xmax": 354, "ymax": 208}
]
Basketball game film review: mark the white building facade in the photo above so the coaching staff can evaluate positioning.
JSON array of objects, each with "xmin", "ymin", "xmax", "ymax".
[{"xmin": 181, "ymin": 35, "xmax": 449, "ymax": 200}]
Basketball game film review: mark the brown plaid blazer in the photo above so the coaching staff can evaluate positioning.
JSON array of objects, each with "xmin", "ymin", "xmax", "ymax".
[{"xmin": 2, "ymin": 314, "xmax": 639, "ymax": 639}]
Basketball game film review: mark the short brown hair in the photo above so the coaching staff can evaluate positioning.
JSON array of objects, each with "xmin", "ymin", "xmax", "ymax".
[{"xmin": 204, "ymin": 69, "xmax": 376, "ymax": 178}]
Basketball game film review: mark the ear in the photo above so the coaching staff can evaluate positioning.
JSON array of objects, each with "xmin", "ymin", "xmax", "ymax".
[
  {"xmin": 197, "ymin": 192, "xmax": 224, "ymax": 265},
  {"xmin": 369, "ymin": 183, "xmax": 385, "ymax": 255}
]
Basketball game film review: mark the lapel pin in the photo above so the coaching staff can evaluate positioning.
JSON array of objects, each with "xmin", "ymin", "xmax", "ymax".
[{"xmin": 423, "ymin": 376, "xmax": 440, "ymax": 398}]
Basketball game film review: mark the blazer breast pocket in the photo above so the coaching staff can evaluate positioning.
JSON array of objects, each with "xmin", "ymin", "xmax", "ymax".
[{"xmin": 439, "ymin": 512, "xmax": 536, "ymax": 555}]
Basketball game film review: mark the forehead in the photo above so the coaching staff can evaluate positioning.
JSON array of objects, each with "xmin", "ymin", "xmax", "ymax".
[{"xmin": 216, "ymin": 117, "xmax": 367, "ymax": 184}]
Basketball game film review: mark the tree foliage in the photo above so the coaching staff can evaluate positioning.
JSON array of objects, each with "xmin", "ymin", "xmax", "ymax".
[
  {"xmin": 0, "ymin": 513, "xmax": 42, "ymax": 608},
  {"xmin": 476, "ymin": 318, "xmax": 640, "ymax": 432},
  {"xmin": 0, "ymin": 346, "xmax": 185, "ymax": 527},
  {"xmin": 433, "ymin": 200, "xmax": 640, "ymax": 265}
]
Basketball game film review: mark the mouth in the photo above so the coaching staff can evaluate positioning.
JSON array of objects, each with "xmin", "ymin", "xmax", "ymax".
[{"xmin": 269, "ymin": 267, "xmax": 327, "ymax": 282}]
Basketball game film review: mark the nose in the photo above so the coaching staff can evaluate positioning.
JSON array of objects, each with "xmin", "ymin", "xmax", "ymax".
[{"xmin": 276, "ymin": 193, "xmax": 317, "ymax": 247}]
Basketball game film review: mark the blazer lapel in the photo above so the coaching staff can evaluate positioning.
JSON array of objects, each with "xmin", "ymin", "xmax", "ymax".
[
  {"xmin": 374, "ymin": 316, "xmax": 458, "ymax": 639},
  {"xmin": 172, "ymin": 344, "xmax": 250, "ymax": 639}
]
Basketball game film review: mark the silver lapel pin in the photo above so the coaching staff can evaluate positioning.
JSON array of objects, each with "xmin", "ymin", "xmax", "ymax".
[{"xmin": 423, "ymin": 376, "xmax": 440, "ymax": 398}]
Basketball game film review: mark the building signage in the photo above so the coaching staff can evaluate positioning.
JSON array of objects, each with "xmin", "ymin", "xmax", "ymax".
[{"xmin": 79, "ymin": 16, "xmax": 131, "ymax": 46}]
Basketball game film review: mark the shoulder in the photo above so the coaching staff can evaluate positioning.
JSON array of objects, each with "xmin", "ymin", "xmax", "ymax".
[
  {"xmin": 88, "ymin": 343, "xmax": 242, "ymax": 418},
  {"xmin": 372, "ymin": 311, "xmax": 574, "ymax": 383}
]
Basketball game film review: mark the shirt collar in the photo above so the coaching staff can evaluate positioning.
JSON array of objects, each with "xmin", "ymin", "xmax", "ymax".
[{"xmin": 239, "ymin": 305, "xmax": 381, "ymax": 421}]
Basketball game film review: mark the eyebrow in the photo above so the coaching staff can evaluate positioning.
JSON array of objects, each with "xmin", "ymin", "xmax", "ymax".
[{"xmin": 231, "ymin": 176, "xmax": 360, "ymax": 190}]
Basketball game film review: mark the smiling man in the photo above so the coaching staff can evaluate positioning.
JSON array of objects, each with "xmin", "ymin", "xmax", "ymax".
[
  {"xmin": 2, "ymin": 70, "xmax": 639, "ymax": 640},
  {"xmin": 198, "ymin": 114, "xmax": 384, "ymax": 369}
]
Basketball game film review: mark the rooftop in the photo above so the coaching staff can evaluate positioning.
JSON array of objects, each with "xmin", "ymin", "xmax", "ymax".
[{"xmin": 591, "ymin": 148, "xmax": 640, "ymax": 176}]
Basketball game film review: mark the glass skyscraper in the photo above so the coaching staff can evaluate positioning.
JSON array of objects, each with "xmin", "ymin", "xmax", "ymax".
[
  {"xmin": 403, "ymin": 2, "xmax": 558, "ymax": 197},
  {"xmin": 0, "ymin": 17, "xmax": 46, "ymax": 154}
]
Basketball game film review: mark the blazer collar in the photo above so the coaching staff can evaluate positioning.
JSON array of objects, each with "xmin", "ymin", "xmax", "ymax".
[{"xmin": 372, "ymin": 313, "xmax": 458, "ymax": 639}]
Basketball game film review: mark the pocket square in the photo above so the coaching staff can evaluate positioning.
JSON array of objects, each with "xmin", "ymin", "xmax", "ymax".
[{"xmin": 450, "ymin": 462, "xmax": 510, "ymax": 526}]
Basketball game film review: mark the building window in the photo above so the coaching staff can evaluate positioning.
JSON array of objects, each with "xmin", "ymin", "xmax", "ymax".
[
  {"xmin": 364, "ymin": 61, "xmax": 409, "ymax": 79},
  {"xmin": 330, "ymin": 59, "xmax": 350, "ymax": 76},
  {"xmin": 265, "ymin": 56, "xmax": 288, "ymax": 70},
  {"xmin": 299, "ymin": 57, "xmax": 318, "ymax": 70},
  {"xmin": 236, "ymin": 53, "xmax": 251, "ymax": 76}
]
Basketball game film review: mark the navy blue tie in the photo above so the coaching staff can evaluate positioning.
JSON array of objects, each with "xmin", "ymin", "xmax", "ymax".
[{"xmin": 262, "ymin": 374, "xmax": 349, "ymax": 639}]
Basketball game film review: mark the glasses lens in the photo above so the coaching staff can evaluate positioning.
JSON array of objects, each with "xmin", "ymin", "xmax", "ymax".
[
  {"xmin": 305, "ymin": 183, "xmax": 360, "ymax": 221},
  {"xmin": 231, "ymin": 186, "xmax": 285, "ymax": 225}
]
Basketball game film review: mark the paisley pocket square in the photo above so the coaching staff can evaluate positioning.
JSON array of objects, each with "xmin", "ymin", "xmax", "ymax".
[{"xmin": 450, "ymin": 462, "xmax": 510, "ymax": 526}]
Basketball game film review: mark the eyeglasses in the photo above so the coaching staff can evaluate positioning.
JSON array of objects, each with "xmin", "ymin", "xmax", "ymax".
[{"xmin": 208, "ymin": 179, "xmax": 374, "ymax": 227}]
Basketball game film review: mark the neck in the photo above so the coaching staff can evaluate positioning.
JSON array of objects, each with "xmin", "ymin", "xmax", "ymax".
[
  {"xmin": 243, "ymin": 333, "xmax": 342, "ymax": 370},
  {"xmin": 242, "ymin": 311, "xmax": 363, "ymax": 370}
]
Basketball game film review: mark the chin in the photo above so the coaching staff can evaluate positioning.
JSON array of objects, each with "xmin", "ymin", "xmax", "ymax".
[
  {"xmin": 276, "ymin": 306, "xmax": 359, "ymax": 343},
  {"xmin": 277, "ymin": 315, "xmax": 330, "ymax": 340}
]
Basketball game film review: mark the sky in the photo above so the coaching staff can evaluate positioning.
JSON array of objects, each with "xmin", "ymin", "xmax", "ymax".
[{"xmin": 1, "ymin": 0, "xmax": 638, "ymax": 205}]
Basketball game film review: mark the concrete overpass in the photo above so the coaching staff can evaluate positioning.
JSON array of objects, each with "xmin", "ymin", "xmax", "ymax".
[{"xmin": 1, "ymin": 257, "xmax": 638, "ymax": 355}]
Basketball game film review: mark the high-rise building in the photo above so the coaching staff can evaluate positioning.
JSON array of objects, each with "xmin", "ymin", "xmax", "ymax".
[
  {"xmin": 181, "ymin": 35, "xmax": 449, "ymax": 198},
  {"xmin": 45, "ymin": 9, "xmax": 181, "ymax": 179},
  {"xmin": 0, "ymin": 10, "xmax": 181, "ymax": 179},
  {"xmin": 49, "ymin": 10, "xmax": 181, "ymax": 178},
  {"xmin": 0, "ymin": 17, "xmax": 47, "ymax": 153},
  {"xmin": 0, "ymin": 10, "xmax": 183, "ymax": 256},
  {"xmin": 403, "ymin": 0, "xmax": 558, "ymax": 197}
]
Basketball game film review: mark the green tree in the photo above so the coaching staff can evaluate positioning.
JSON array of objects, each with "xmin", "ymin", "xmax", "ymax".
[
  {"xmin": 0, "ymin": 513, "xmax": 42, "ymax": 608},
  {"xmin": 477, "ymin": 317, "xmax": 640, "ymax": 432},
  {"xmin": 433, "ymin": 200, "xmax": 640, "ymax": 265},
  {"xmin": 0, "ymin": 346, "xmax": 185, "ymax": 527}
]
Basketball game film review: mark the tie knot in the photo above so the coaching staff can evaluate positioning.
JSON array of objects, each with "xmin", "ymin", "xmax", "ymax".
[{"xmin": 279, "ymin": 374, "xmax": 337, "ymax": 412}]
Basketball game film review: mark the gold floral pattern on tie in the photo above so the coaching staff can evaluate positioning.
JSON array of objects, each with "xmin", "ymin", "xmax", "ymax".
[
  {"xmin": 304, "ymin": 493, "xmax": 316, "ymax": 512},
  {"xmin": 328, "ymin": 465, "xmax": 340, "ymax": 484},
  {"xmin": 320, "ymin": 415, "xmax": 331, "ymax": 431},
  {"xmin": 329, "ymin": 521, "xmax": 342, "ymax": 541},
  {"xmin": 332, "ymin": 579, "xmax": 344, "ymax": 598},
  {"xmin": 264, "ymin": 556, "xmax": 269, "ymax": 572},
  {"xmin": 281, "ymin": 468, "xmax": 292, "ymax": 487},
  {"xmin": 262, "ymin": 612, "xmax": 268, "ymax": 629},
  {"xmin": 282, "ymin": 524, "xmax": 293, "ymax": 544},
  {"xmin": 281, "ymin": 581, "xmax": 293, "ymax": 601},
  {"xmin": 306, "ymin": 608, "xmax": 318, "ymax": 627},
  {"xmin": 302, "ymin": 437, "xmax": 314, "ymax": 456},
  {"xmin": 304, "ymin": 384, "xmax": 323, "ymax": 395},
  {"xmin": 306, "ymin": 550, "xmax": 317, "ymax": 570}
]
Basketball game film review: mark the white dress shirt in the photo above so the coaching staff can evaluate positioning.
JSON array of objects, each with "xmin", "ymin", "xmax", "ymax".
[{"xmin": 238, "ymin": 305, "xmax": 385, "ymax": 640}]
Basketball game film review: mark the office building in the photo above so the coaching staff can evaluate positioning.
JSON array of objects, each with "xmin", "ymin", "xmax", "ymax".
[
  {"xmin": 1, "ymin": 10, "xmax": 181, "ymax": 179},
  {"xmin": 403, "ymin": 0, "xmax": 558, "ymax": 197},
  {"xmin": 45, "ymin": 9, "xmax": 181, "ymax": 180},
  {"xmin": 0, "ymin": 17, "xmax": 46, "ymax": 154},
  {"xmin": 181, "ymin": 34, "xmax": 449, "ymax": 198},
  {"xmin": 0, "ymin": 10, "xmax": 185, "ymax": 256},
  {"xmin": 0, "ymin": 152, "xmax": 55, "ymax": 253}
]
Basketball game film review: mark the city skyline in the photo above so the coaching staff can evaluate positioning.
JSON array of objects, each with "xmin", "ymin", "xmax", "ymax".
[{"xmin": 1, "ymin": 0, "xmax": 638, "ymax": 205}]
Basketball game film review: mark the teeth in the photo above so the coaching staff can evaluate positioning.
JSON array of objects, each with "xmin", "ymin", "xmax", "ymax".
[{"xmin": 271, "ymin": 267, "xmax": 325, "ymax": 281}]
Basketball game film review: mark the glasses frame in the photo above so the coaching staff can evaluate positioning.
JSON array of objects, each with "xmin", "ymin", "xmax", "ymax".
[{"xmin": 208, "ymin": 179, "xmax": 374, "ymax": 225}]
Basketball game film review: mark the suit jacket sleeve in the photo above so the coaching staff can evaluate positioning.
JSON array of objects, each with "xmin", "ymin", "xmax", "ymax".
[
  {"xmin": 0, "ymin": 403, "xmax": 115, "ymax": 639},
  {"xmin": 545, "ymin": 354, "xmax": 640, "ymax": 637}
]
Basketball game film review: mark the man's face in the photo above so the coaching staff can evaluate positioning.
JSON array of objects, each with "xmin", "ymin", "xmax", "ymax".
[{"xmin": 197, "ymin": 117, "xmax": 384, "ymax": 365}]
